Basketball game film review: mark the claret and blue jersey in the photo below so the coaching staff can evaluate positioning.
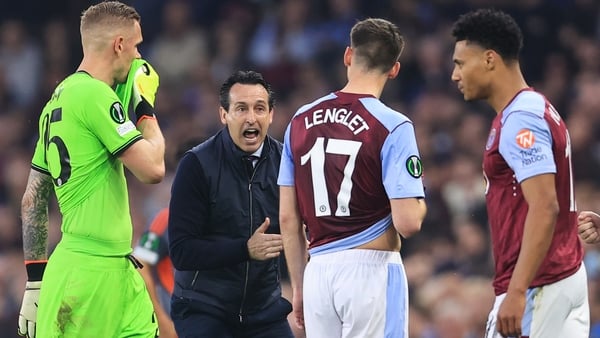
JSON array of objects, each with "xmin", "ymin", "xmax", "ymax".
[
  {"xmin": 278, "ymin": 91, "xmax": 425, "ymax": 256},
  {"xmin": 483, "ymin": 88, "xmax": 583, "ymax": 295}
]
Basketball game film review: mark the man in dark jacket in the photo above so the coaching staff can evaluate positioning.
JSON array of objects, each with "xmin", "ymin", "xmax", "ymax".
[{"xmin": 168, "ymin": 70, "xmax": 294, "ymax": 338}]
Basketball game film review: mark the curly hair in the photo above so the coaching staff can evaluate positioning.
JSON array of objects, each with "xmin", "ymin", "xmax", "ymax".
[{"xmin": 451, "ymin": 9, "xmax": 523, "ymax": 61}]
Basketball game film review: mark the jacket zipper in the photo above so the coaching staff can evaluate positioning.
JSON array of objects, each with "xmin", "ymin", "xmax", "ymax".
[
  {"xmin": 239, "ymin": 158, "xmax": 260, "ymax": 323},
  {"xmin": 190, "ymin": 271, "xmax": 199, "ymax": 287}
]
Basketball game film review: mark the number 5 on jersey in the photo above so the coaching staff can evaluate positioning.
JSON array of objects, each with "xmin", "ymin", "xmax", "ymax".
[{"xmin": 42, "ymin": 107, "xmax": 72, "ymax": 186}]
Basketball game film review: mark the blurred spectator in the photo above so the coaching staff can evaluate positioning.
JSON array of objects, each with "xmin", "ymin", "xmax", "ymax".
[
  {"xmin": 148, "ymin": 0, "xmax": 209, "ymax": 89},
  {"xmin": 451, "ymin": 218, "xmax": 493, "ymax": 277},
  {"xmin": 248, "ymin": 0, "xmax": 318, "ymax": 97},
  {"xmin": 0, "ymin": 20, "xmax": 42, "ymax": 107},
  {"xmin": 0, "ymin": 66, "xmax": 15, "ymax": 111},
  {"xmin": 209, "ymin": 19, "xmax": 245, "ymax": 84},
  {"xmin": 2, "ymin": 1, "xmax": 600, "ymax": 336},
  {"xmin": 441, "ymin": 154, "xmax": 485, "ymax": 220}
]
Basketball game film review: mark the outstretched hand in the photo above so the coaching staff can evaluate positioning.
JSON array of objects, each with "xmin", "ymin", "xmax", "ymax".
[
  {"xmin": 247, "ymin": 217, "xmax": 283, "ymax": 260},
  {"xmin": 578, "ymin": 211, "xmax": 600, "ymax": 244}
]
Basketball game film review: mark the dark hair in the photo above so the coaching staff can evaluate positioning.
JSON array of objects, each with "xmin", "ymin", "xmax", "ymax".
[
  {"xmin": 451, "ymin": 8, "xmax": 523, "ymax": 61},
  {"xmin": 350, "ymin": 18, "xmax": 405, "ymax": 73},
  {"xmin": 219, "ymin": 70, "xmax": 275, "ymax": 111}
]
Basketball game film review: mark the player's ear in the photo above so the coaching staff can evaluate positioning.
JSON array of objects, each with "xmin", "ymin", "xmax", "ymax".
[
  {"xmin": 343, "ymin": 47, "xmax": 352, "ymax": 67},
  {"xmin": 484, "ymin": 50, "xmax": 496, "ymax": 70},
  {"xmin": 219, "ymin": 106, "xmax": 227, "ymax": 125},
  {"xmin": 113, "ymin": 36, "xmax": 124, "ymax": 55},
  {"xmin": 388, "ymin": 61, "xmax": 400, "ymax": 79}
]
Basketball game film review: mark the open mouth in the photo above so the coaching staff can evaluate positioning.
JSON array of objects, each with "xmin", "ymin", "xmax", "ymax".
[{"xmin": 243, "ymin": 128, "xmax": 259, "ymax": 140}]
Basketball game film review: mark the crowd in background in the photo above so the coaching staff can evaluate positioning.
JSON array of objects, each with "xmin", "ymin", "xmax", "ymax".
[{"xmin": 0, "ymin": 0, "xmax": 599, "ymax": 337}]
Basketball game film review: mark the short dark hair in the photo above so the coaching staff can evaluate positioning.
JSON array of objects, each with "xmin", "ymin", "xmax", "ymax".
[
  {"xmin": 350, "ymin": 18, "xmax": 405, "ymax": 73},
  {"xmin": 451, "ymin": 8, "xmax": 523, "ymax": 61},
  {"xmin": 219, "ymin": 70, "xmax": 275, "ymax": 111}
]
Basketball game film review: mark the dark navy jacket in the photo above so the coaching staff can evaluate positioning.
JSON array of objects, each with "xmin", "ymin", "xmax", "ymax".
[{"xmin": 168, "ymin": 127, "xmax": 284, "ymax": 319}]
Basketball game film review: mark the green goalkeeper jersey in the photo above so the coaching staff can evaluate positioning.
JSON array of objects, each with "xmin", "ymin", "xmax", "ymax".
[{"xmin": 31, "ymin": 71, "xmax": 142, "ymax": 256}]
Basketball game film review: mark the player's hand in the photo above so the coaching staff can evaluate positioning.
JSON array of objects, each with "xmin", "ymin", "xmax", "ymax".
[
  {"xmin": 132, "ymin": 59, "xmax": 159, "ymax": 108},
  {"xmin": 496, "ymin": 290, "xmax": 524, "ymax": 337},
  {"xmin": 247, "ymin": 217, "xmax": 283, "ymax": 260},
  {"xmin": 18, "ymin": 281, "xmax": 42, "ymax": 338},
  {"xmin": 578, "ymin": 211, "xmax": 600, "ymax": 244},
  {"xmin": 292, "ymin": 289, "xmax": 305, "ymax": 331},
  {"xmin": 156, "ymin": 311, "xmax": 178, "ymax": 338}
]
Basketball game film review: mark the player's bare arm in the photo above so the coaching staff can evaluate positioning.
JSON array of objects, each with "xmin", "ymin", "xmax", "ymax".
[
  {"xmin": 390, "ymin": 197, "xmax": 427, "ymax": 238},
  {"xmin": 498, "ymin": 173, "xmax": 558, "ymax": 337},
  {"xmin": 509, "ymin": 173, "xmax": 558, "ymax": 290},
  {"xmin": 279, "ymin": 185, "xmax": 308, "ymax": 330},
  {"xmin": 137, "ymin": 262, "xmax": 177, "ymax": 338},
  {"xmin": 21, "ymin": 169, "xmax": 53, "ymax": 260},
  {"xmin": 358, "ymin": 198, "xmax": 426, "ymax": 252},
  {"xmin": 119, "ymin": 126, "xmax": 165, "ymax": 184}
]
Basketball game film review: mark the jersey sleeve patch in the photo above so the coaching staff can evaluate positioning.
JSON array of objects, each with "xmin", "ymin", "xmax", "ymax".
[
  {"xmin": 405, "ymin": 155, "xmax": 423, "ymax": 178},
  {"xmin": 110, "ymin": 102, "xmax": 127, "ymax": 124},
  {"xmin": 515, "ymin": 128, "xmax": 535, "ymax": 149},
  {"xmin": 500, "ymin": 111, "xmax": 556, "ymax": 182}
]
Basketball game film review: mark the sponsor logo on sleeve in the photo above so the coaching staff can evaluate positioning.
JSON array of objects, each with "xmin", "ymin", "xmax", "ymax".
[
  {"xmin": 117, "ymin": 121, "xmax": 136, "ymax": 136},
  {"xmin": 516, "ymin": 129, "xmax": 548, "ymax": 166},
  {"xmin": 110, "ymin": 102, "xmax": 126, "ymax": 124},
  {"xmin": 515, "ymin": 129, "xmax": 535, "ymax": 149},
  {"xmin": 406, "ymin": 155, "xmax": 423, "ymax": 178}
]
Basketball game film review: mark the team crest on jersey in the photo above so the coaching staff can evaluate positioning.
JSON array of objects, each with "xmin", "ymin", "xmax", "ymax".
[
  {"xmin": 485, "ymin": 128, "xmax": 496, "ymax": 150},
  {"xmin": 406, "ymin": 155, "xmax": 423, "ymax": 178},
  {"xmin": 516, "ymin": 129, "xmax": 535, "ymax": 149},
  {"xmin": 110, "ymin": 102, "xmax": 126, "ymax": 124}
]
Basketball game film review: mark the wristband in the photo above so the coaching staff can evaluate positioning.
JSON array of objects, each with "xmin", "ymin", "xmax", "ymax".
[
  {"xmin": 134, "ymin": 96, "xmax": 156, "ymax": 123},
  {"xmin": 137, "ymin": 115, "xmax": 157, "ymax": 124},
  {"xmin": 25, "ymin": 260, "xmax": 47, "ymax": 282}
]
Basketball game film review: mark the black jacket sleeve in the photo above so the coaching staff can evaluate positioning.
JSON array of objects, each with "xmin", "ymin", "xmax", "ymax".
[{"xmin": 168, "ymin": 153, "xmax": 250, "ymax": 271}]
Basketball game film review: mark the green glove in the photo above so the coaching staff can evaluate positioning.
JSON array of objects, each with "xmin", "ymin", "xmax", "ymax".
[{"xmin": 115, "ymin": 59, "xmax": 159, "ymax": 123}]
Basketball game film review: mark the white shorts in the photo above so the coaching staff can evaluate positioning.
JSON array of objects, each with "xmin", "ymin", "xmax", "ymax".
[
  {"xmin": 485, "ymin": 263, "xmax": 589, "ymax": 338},
  {"xmin": 303, "ymin": 249, "xmax": 407, "ymax": 338}
]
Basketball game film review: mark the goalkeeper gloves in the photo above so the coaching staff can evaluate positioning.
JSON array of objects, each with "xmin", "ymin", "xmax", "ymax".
[
  {"xmin": 132, "ymin": 59, "xmax": 159, "ymax": 108},
  {"xmin": 18, "ymin": 261, "xmax": 46, "ymax": 338},
  {"xmin": 115, "ymin": 59, "xmax": 160, "ymax": 124}
]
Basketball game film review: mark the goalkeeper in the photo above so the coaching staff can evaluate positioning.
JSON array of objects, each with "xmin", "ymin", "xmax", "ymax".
[{"xmin": 18, "ymin": 2, "xmax": 164, "ymax": 337}]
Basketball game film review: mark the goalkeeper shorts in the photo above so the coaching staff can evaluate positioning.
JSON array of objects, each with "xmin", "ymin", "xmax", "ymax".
[{"xmin": 36, "ymin": 243, "xmax": 158, "ymax": 337}]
